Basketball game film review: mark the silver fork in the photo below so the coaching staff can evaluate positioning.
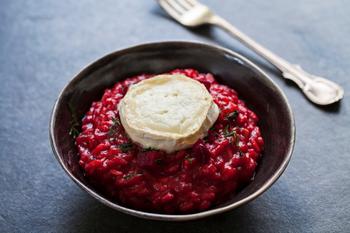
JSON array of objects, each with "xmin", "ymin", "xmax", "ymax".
[{"xmin": 158, "ymin": 0, "xmax": 344, "ymax": 105}]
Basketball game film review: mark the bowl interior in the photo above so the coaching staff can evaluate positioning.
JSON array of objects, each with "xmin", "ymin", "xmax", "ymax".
[{"xmin": 50, "ymin": 41, "xmax": 294, "ymax": 220}]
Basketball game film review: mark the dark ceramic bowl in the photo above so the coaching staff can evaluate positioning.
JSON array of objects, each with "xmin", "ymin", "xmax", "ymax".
[{"xmin": 50, "ymin": 41, "xmax": 295, "ymax": 221}]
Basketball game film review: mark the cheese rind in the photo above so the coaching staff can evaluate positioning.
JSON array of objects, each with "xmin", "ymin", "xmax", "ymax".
[{"xmin": 118, "ymin": 74, "xmax": 219, "ymax": 153}]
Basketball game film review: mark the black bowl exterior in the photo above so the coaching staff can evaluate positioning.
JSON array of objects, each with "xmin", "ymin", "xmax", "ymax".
[{"xmin": 50, "ymin": 41, "xmax": 295, "ymax": 221}]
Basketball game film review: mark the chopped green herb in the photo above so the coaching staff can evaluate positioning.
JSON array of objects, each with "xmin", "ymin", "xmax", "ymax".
[
  {"xmin": 226, "ymin": 110, "xmax": 239, "ymax": 121},
  {"xmin": 224, "ymin": 125, "xmax": 229, "ymax": 133},
  {"xmin": 108, "ymin": 117, "xmax": 121, "ymax": 136},
  {"xmin": 69, "ymin": 126, "xmax": 80, "ymax": 138},
  {"xmin": 112, "ymin": 117, "xmax": 120, "ymax": 125},
  {"xmin": 185, "ymin": 155, "xmax": 195, "ymax": 164},
  {"xmin": 119, "ymin": 142, "xmax": 133, "ymax": 153},
  {"xmin": 155, "ymin": 158, "xmax": 163, "ymax": 165},
  {"xmin": 124, "ymin": 172, "xmax": 142, "ymax": 180},
  {"xmin": 142, "ymin": 147, "xmax": 158, "ymax": 152},
  {"xmin": 224, "ymin": 125, "xmax": 237, "ymax": 138},
  {"xmin": 68, "ymin": 102, "xmax": 81, "ymax": 138},
  {"xmin": 235, "ymin": 136, "xmax": 240, "ymax": 146},
  {"xmin": 124, "ymin": 172, "xmax": 136, "ymax": 180}
]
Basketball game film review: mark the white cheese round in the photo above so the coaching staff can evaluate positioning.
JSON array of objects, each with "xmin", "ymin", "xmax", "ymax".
[{"xmin": 118, "ymin": 74, "xmax": 219, "ymax": 153}]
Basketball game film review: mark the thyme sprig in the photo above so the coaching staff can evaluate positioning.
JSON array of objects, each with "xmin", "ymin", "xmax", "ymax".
[
  {"xmin": 108, "ymin": 117, "xmax": 121, "ymax": 136},
  {"xmin": 224, "ymin": 125, "xmax": 237, "ymax": 138},
  {"xmin": 224, "ymin": 125, "xmax": 240, "ymax": 146}
]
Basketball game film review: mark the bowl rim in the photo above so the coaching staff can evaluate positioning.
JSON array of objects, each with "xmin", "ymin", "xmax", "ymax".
[{"xmin": 49, "ymin": 40, "xmax": 295, "ymax": 221}]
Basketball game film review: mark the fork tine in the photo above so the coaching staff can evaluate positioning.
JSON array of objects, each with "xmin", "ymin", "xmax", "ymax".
[
  {"xmin": 174, "ymin": 0, "xmax": 192, "ymax": 10},
  {"xmin": 184, "ymin": 0, "xmax": 198, "ymax": 6},
  {"xmin": 162, "ymin": 0, "xmax": 186, "ymax": 14},
  {"xmin": 158, "ymin": 0, "xmax": 183, "ymax": 18}
]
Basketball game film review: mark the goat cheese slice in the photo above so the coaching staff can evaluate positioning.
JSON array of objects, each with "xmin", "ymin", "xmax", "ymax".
[{"xmin": 118, "ymin": 74, "xmax": 219, "ymax": 153}]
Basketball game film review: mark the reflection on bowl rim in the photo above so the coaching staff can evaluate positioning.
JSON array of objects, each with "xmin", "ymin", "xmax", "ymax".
[{"xmin": 49, "ymin": 41, "xmax": 295, "ymax": 221}]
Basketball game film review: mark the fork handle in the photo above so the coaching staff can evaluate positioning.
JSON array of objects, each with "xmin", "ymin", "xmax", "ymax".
[{"xmin": 209, "ymin": 15, "xmax": 315, "ymax": 89}]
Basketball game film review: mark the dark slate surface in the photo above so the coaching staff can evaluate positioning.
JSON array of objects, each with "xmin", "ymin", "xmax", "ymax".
[{"xmin": 0, "ymin": 0, "xmax": 349, "ymax": 232}]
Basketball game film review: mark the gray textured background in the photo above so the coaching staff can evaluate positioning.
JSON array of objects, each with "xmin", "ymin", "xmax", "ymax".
[{"xmin": 0, "ymin": 0, "xmax": 349, "ymax": 232}]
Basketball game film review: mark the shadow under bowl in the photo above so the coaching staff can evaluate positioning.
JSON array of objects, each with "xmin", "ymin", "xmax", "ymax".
[{"xmin": 50, "ymin": 41, "xmax": 295, "ymax": 221}]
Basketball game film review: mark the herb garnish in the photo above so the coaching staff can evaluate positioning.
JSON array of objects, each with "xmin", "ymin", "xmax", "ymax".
[
  {"xmin": 235, "ymin": 136, "xmax": 240, "ymax": 146},
  {"xmin": 124, "ymin": 172, "xmax": 136, "ymax": 180},
  {"xmin": 155, "ymin": 158, "xmax": 163, "ymax": 165},
  {"xmin": 68, "ymin": 102, "xmax": 80, "ymax": 138},
  {"xmin": 69, "ymin": 123, "xmax": 80, "ymax": 138},
  {"xmin": 224, "ymin": 125, "xmax": 237, "ymax": 138},
  {"xmin": 185, "ymin": 155, "xmax": 195, "ymax": 164},
  {"xmin": 209, "ymin": 125, "xmax": 216, "ymax": 131},
  {"xmin": 142, "ymin": 147, "xmax": 158, "ymax": 152},
  {"xmin": 226, "ymin": 110, "xmax": 239, "ymax": 121},
  {"xmin": 108, "ymin": 117, "xmax": 121, "ymax": 136},
  {"xmin": 119, "ymin": 142, "xmax": 133, "ymax": 153},
  {"xmin": 124, "ymin": 172, "xmax": 142, "ymax": 180}
]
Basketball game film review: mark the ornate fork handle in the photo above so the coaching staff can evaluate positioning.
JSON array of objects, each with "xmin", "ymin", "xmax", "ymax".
[
  {"xmin": 211, "ymin": 16, "xmax": 314, "ymax": 87},
  {"xmin": 208, "ymin": 16, "xmax": 344, "ymax": 105}
]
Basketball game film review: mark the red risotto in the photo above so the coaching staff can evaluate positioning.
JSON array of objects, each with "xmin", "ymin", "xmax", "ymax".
[{"xmin": 76, "ymin": 69, "xmax": 264, "ymax": 213}]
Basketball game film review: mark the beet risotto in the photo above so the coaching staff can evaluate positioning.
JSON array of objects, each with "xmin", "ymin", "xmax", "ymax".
[{"xmin": 75, "ymin": 69, "xmax": 264, "ymax": 214}]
